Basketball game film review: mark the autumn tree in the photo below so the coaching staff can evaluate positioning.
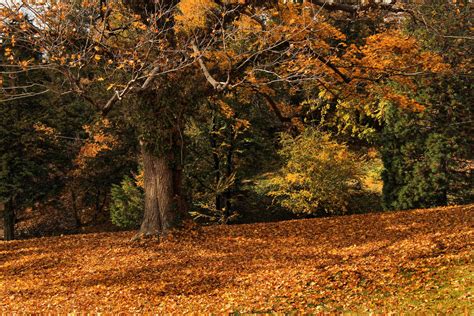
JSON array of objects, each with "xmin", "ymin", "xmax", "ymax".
[
  {"xmin": 1, "ymin": 0, "xmax": 194, "ymax": 237},
  {"xmin": 267, "ymin": 129, "xmax": 364, "ymax": 215},
  {"xmin": 1, "ymin": 0, "xmax": 450, "ymax": 237},
  {"xmin": 184, "ymin": 92, "xmax": 283, "ymax": 223}
]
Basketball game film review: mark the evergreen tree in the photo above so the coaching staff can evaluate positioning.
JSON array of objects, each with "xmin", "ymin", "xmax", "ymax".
[
  {"xmin": 0, "ymin": 97, "xmax": 70, "ymax": 239},
  {"xmin": 381, "ymin": 1, "xmax": 473, "ymax": 210},
  {"xmin": 381, "ymin": 75, "xmax": 473, "ymax": 210}
]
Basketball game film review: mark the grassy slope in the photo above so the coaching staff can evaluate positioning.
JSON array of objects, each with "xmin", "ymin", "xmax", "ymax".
[{"xmin": 1, "ymin": 204, "xmax": 473, "ymax": 313}]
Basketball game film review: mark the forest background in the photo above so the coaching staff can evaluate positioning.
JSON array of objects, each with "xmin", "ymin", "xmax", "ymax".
[{"xmin": 0, "ymin": 0, "xmax": 472, "ymax": 240}]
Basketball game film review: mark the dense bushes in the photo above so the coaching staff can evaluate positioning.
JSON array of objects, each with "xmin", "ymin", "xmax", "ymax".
[
  {"xmin": 265, "ymin": 130, "xmax": 364, "ymax": 215},
  {"xmin": 110, "ymin": 176, "xmax": 144, "ymax": 229}
]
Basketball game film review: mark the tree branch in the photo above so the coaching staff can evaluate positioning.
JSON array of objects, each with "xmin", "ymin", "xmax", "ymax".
[
  {"xmin": 308, "ymin": 0, "xmax": 412, "ymax": 15},
  {"xmin": 192, "ymin": 40, "xmax": 229, "ymax": 92},
  {"xmin": 254, "ymin": 89, "xmax": 292, "ymax": 123},
  {"xmin": 314, "ymin": 54, "xmax": 352, "ymax": 84}
]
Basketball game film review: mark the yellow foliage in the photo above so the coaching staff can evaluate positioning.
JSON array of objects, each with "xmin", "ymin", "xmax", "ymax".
[
  {"xmin": 285, "ymin": 173, "xmax": 302, "ymax": 184},
  {"xmin": 267, "ymin": 129, "xmax": 363, "ymax": 215},
  {"xmin": 216, "ymin": 99, "xmax": 235, "ymax": 119},
  {"xmin": 134, "ymin": 169, "xmax": 144, "ymax": 189},
  {"xmin": 175, "ymin": 0, "xmax": 218, "ymax": 33},
  {"xmin": 33, "ymin": 122, "xmax": 56, "ymax": 136}
]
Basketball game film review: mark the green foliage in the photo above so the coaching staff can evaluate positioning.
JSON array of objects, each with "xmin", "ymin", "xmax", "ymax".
[
  {"xmin": 3, "ymin": 0, "xmax": 471, "ymax": 236},
  {"xmin": 381, "ymin": 96, "xmax": 473, "ymax": 210},
  {"xmin": 0, "ymin": 97, "xmax": 72, "ymax": 211},
  {"xmin": 184, "ymin": 96, "xmax": 281, "ymax": 224},
  {"xmin": 69, "ymin": 113, "xmax": 139, "ymax": 225},
  {"xmin": 381, "ymin": 106, "xmax": 446, "ymax": 209},
  {"xmin": 0, "ymin": 37, "xmax": 70, "ymax": 212},
  {"xmin": 266, "ymin": 129, "xmax": 363, "ymax": 215},
  {"xmin": 381, "ymin": 2, "xmax": 473, "ymax": 210},
  {"xmin": 110, "ymin": 176, "xmax": 144, "ymax": 229}
]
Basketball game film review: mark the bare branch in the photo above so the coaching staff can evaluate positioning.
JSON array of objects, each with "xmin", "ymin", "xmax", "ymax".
[
  {"xmin": 0, "ymin": 89, "xmax": 50, "ymax": 103},
  {"xmin": 191, "ymin": 40, "xmax": 229, "ymax": 92}
]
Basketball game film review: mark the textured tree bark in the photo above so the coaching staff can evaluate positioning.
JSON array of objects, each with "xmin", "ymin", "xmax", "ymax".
[
  {"xmin": 138, "ymin": 146, "xmax": 162, "ymax": 237},
  {"xmin": 137, "ymin": 144, "xmax": 188, "ymax": 238},
  {"xmin": 154, "ymin": 154, "xmax": 175, "ymax": 233}
]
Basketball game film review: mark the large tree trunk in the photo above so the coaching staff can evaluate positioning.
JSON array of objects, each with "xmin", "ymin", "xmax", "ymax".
[
  {"xmin": 138, "ymin": 144, "xmax": 188, "ymax": 237},
  {"xmin": 132, "ymin": 85, "xmax": 189, "ymax": 238}
]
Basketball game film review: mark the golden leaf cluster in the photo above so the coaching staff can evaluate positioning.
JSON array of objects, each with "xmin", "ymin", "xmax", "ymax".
[
  {"xmin": 74, "ymin": 119, "xmax": 117, "ymax": 170},
  {"xmin": 175, "ymin": 0, "xmax": 218, "ymax": 33}
]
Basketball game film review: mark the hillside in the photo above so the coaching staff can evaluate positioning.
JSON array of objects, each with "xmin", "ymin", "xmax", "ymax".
[{"xmin": 1, "ymin": 205, "xmax": 473, "ymax": 313}]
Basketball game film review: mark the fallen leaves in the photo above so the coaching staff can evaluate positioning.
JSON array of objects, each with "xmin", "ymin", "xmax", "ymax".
[{"xmin": 0, "ymin": 204, "xmax": 473, "ymax": 313}]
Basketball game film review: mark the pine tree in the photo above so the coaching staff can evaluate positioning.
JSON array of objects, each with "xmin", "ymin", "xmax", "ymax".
[
  {"xmin": 380, "ymin": 1, "xmax": 473, "ymax": 210},
  {"xmin": 381, "ymin": 75, "xmax": 473, "ymax": 210}
]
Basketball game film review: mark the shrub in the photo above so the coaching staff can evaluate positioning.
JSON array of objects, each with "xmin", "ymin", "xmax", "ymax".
[
  {"xmin": 110, "ymin": 176, "xmax": 144, "ymax": 228},
  {"xmin": 267, "ymin": 129, "xmax": 363, "ymax": 215}
]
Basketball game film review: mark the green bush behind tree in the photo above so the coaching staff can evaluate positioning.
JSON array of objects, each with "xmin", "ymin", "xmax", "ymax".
[{"xmin": 110, "ymin": 176, "xmax": 144, "ymax": 229}]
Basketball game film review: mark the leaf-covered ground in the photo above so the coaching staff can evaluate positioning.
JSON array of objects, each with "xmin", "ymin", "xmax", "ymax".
[{"xmin": 1, "ymin": 205, "xmax": 473, "ymax": 313}]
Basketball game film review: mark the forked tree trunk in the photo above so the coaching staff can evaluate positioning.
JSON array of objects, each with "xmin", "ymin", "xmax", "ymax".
[{"xmin": 137, "ymin": 144, "xmax": 188, "ymax": 238}]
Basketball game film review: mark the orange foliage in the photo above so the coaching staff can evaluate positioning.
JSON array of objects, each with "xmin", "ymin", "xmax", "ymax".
[
  {"xmin": 383, "ymin": 90, "xmax": 425, "ymax": 112},
  {"xmin": 357, "ymin": 30, "xmax": 449, "ymax": 75},
  {"xmin": 74, "ymin": 119, "xmax": 116, "ymax": 170},
  {"xmin": 336, "ymin": 29, "xmax": 451, "ymax": 112},
  {"xmin": 1, "ymin": 204, "xmax": 472, "ymax": 313},
  {"xmin": 216, "ymin": 99, "xmax": 235, "ymax": 119},
  {"xmin": 134, "ymin": 169, "xmax": 145, "ymax": 189},
  {"xmin": 33, "ymin": 122, "xmax": 57, "ymax": 138},
  {"xmin": 175, "ymin": 0, "xmax": 218, "ymax": 32}
]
